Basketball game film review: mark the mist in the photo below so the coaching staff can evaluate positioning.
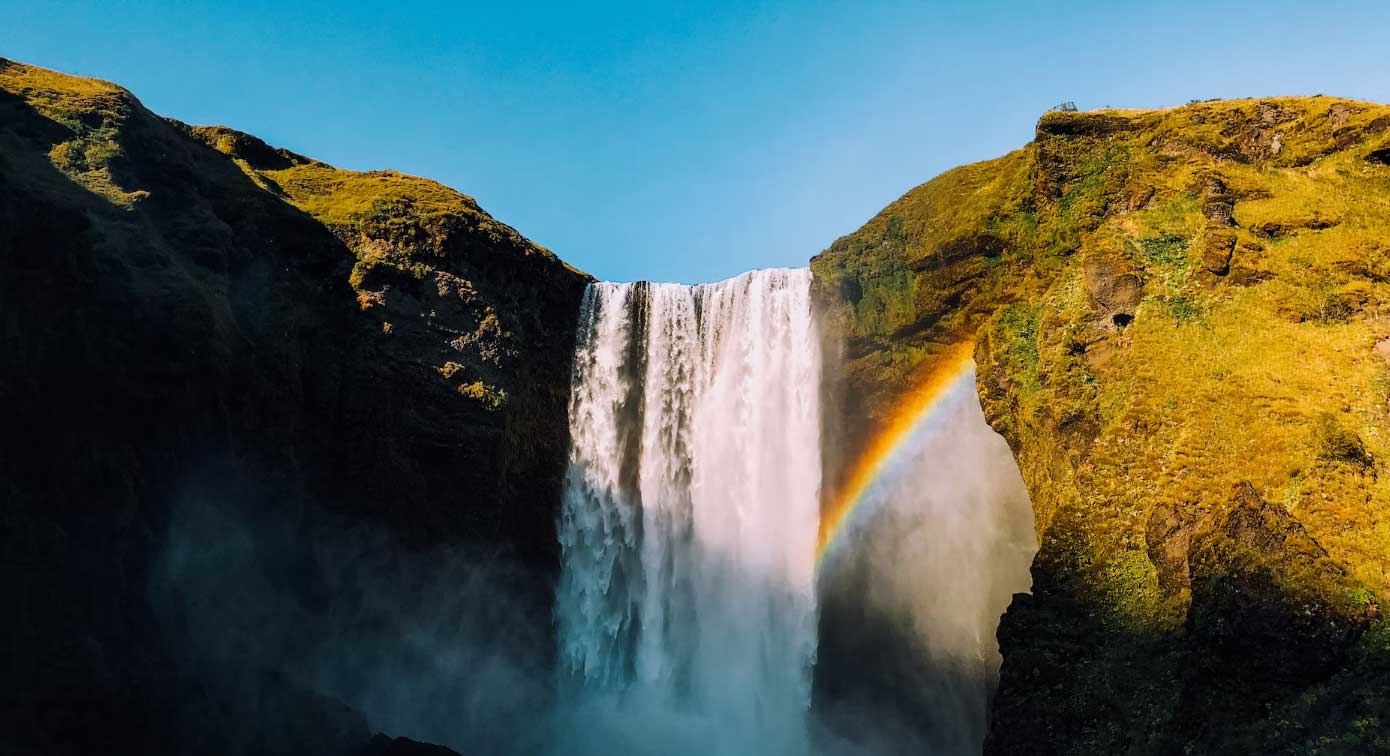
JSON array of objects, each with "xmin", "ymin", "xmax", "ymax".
[
  {"xmin": 147, "ymin": 337, "xmax": 1035, "ymax": 756},
  {"xmin": 816, "ymin": 367, "xmax": 1037, "ymax": 756},
  {"xmin": 148, "ymin": 462, "xmax": 559, "ymax": 755}
]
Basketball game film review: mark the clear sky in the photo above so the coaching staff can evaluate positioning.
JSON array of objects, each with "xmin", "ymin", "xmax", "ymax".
[{"xmin": 5, "ymin": 1, "xmax": 1389, "ymax": 283}]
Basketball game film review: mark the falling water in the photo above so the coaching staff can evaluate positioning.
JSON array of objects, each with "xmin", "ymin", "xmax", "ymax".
[{"xmin": 556, "ymin": 268, "xmax": 822, "ymax": 755}]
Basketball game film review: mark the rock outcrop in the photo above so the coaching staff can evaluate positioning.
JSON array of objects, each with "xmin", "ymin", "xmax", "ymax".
[
  {"xmin": 814, "ymin": 97, "xmax": 1390, "ymax": 754},
  {"xmin": 0, "ymin": 59, "xmax": 588, "ymax": 754},
  {"xmin": 362, "ymin": 733, "xmax": 464, "ymax": 756}
]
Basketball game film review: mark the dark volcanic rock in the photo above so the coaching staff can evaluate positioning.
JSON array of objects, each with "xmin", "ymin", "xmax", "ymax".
[
  {"xmin": 0, "ymin": 59, "xmax": 587, "ymax": 754},
  {"xmin": 1200, "ymin": 227, "xmax": 1237, "ymax": 275},
  {"xmin": 1197, "ymin": 172, "xmax": 1237, "ymax": 227},
  {"xmin": 362, "ymin": 734, "xmax": 463, "ymax": 756},
  {"xmin": 1185, "ymin": 483, "xmax": 1372, "ymax": 682}
]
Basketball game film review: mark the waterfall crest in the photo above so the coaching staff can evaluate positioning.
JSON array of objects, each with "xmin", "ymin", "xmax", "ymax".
[{"xmin": 556, "ymin": 268, "xmax": 821, "ymax": 754}]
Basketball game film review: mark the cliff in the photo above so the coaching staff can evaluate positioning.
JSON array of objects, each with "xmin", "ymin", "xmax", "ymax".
[
  {"xmin": 10, "ymin": 54, "xmax": 1390, "ymax": 755},
  {"xmin": 814, "ymin": 97, "xmax": 1390, "ymax": 753},
  {"xmin": 0, "ymin": 58, "xmax": 589, "ymax": 754}
]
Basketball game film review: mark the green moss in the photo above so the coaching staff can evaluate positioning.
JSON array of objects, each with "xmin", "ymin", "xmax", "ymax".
[
  {"xmin": 1163, "ymin": 294, "xmax": 1202, "ymax": 323},
  {"xmin": 1138, "ymin": 233, "xmax": 1187, "ymax": 262},
  {"xmin": 997, "ymin": 303, "xmax": 1042, "ymax": 395},
  {"xmin": 1098, "ymin": 547, "xmax": 1164, "ymax": 630},
  {"xmin": 1137, "ymin": 232, "xmax": 1192, "ymax": 289},
  {"xmin": 1363, "ymin": 618, "xmax": 1390, "ymax": 654},
  {"xmin": 1059, "ymin": 143, "xmax": 1133, "ymax": 228}
]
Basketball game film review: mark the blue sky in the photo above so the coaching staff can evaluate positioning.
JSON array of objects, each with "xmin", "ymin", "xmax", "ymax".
[{"xmin": 5, "ymin": 1, "xmax": 1389, "ymax": 283}]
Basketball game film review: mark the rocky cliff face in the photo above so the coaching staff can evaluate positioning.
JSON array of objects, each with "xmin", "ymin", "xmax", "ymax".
[
  {"xmin": 0, "ymin": 59, "xmax": 589, "ymax": 754},
  {"xmin": 814, "ymin": 97, "xmax": 1390, "ymax": 754},
  {"xmin": 10, "ymin": 54, "xmax": 1390, "ymax": 755}
]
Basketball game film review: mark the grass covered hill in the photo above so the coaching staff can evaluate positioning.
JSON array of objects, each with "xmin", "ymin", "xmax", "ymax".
[{"xmin": 813, "ymin": 96, "xmax": 1390, "ymax": 754}]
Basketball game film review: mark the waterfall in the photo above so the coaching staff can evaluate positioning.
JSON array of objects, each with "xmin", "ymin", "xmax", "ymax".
[{"xmin": 556, "ymin": 268, "xmax": 822, "ymax": 755}]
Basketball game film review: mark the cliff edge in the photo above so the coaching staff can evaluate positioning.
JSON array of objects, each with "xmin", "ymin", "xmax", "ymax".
[
  {"xmin": 814, "ymin": 96, "xmax": 1390, "ymax": 754},
  {"xmin": 0, "ymin": 58, "xmax": 589, "ymax": 754}
]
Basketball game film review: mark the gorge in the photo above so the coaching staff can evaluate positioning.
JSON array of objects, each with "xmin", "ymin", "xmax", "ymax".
[{"xmin": 3, "ymin": 56, "xmax": 1390, "ymax": 756}]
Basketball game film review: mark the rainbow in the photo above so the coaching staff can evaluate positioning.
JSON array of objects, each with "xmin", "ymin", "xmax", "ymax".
[{"xmin": 816, "ymin": 341, "xmax": 978, "ymax": 562}]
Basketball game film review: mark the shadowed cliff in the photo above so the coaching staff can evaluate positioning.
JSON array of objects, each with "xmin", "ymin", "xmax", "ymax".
[
  {"xmin": 814, "ymin": 96, "xmax": 1390, "ymax": 754},
  {"xmin": 0, "ymin": 58, "xmax": 589, "ymax": 754}
]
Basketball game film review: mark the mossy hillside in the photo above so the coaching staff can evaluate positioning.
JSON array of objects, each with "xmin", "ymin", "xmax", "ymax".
[
  {"xmin": 983, "ymin": 108, "xmax": 1390, "ymax": 599},
  {"xmin": 185, "ymin": 132, "xmax": 595, "ymax": 517},
  {"xmin": 816, "ymin": 95, "xmax": 1390, "ymax": 754},
  {"xmin": 811, "ymin": 106, "xmax": 1183, "ymax": 477},
  {"xmin": 989, "ymin": 101, "xmax": 1390, "ymax": 754},
  {"xmin": 0, "ymin": 60, "xmax": 148, "ymax": 206},
  {"xmin": 3, "ymin": 54, "xmax": 589, "ymax": 458},
  {"xmin": 188, "ymin": 130, "xmax": 589, "ymax": 423}
]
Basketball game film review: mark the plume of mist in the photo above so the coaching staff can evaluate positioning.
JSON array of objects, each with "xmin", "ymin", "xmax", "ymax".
[
  {"xmin": 816, "ymin": 367, "xmax": 1037, "ymax": 756},
  {"xmin": 148, "ymin": 460, "xmax": 559, "ymax": 755},
  {"xmin": 146, "ymin": 357, "xmax": 1035, "ymax": 756}
]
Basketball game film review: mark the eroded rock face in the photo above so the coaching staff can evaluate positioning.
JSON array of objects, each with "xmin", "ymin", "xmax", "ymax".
[
  {"xmin": 1084, "ymin": 255, "xmax": 1143, "ymax": 326},
  {"xmin": 1182, "ymin": 483, "xmax": 1375, "ymax": 738},
  {"xmin": 1145, "ymin": 503, "xmax": 1194, "ymax": 597},
  {"xmin": 1201, "ymin": 228, "xmax": 1237, "ymax": 275},
  {"xmin": 0, "ymin": 59, "xmax": 588, "ymax": 754},
  {"xmin": 815, "ymin": 94, "xmax": 1390, "ymax": 755}
]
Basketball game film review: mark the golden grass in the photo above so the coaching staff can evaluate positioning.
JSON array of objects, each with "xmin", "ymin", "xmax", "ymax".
[
  {"xmin": 820, "ymin": 92, "xmax": 1390, "ymax": 628},
  {"xmin": 0, "ymin": 58, "xmax": 149, "ymax": 206}
]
